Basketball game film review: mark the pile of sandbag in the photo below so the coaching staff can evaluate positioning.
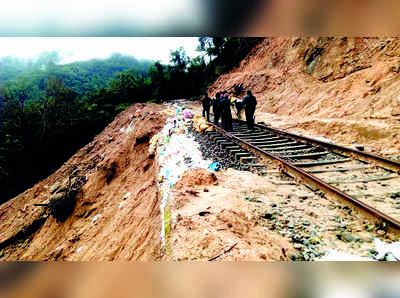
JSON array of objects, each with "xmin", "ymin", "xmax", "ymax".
[
  {"xmin": 193, "ymin": 116, "xmax": 214, "ymax": 132},
  {"xmin": 148, "ymin": 108, "xmax": 215, "ymax": 246},
  {"xmin": 183, "ymin": 108, "xmax": 193, "ymax": 119},
  {"xmin": 160, "ymin": 108, "xmax": 176, "ymax": 117}
]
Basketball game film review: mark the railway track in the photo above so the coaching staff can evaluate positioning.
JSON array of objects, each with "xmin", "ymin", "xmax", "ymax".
[{"xmin": 204, "ymin": 119, "xmax": 400, "ymax": 230}]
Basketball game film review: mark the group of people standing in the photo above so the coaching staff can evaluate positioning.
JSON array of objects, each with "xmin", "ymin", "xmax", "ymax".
[{"xmin": 202, "ymin": 90, "xmax": 257, "ymax": 131}]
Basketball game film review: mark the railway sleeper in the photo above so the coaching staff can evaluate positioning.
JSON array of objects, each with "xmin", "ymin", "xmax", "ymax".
[
  {"xmin": 249, "ymin": 138, "xmax": 289, "ymax": 145},
  {"xmin": 244, "ymin": 138, "xmax": 280, "ymax": 144},
  {"xmin": 248, "ymin": 136, "xmax": 282, "ymax": 141},
  {"xmin": 293, "ymin": 158, "xmax": 351, "ymax": 167},
  {"xmin": 250, "ymin": 163, "xmax": 265, "ymax": 169},
  {"xmin": 240, "ymin": 157, "xmax": 256, "ymax": 164},
  {"xmin": 259, "ymin": 141, "xmax": 299, "ymax": 149},
  {"xmin": 264, "ymin": 144, "xmax": 310, "ymax": 151},
  {"xmin": 225, "ymin": 144, "xmax": 242, "ymax": 152},
  {"xmin": 280, "ymin": 151, "xmax": 330, "ymax": 159},
  {"xmin": 253, "ymin": 139, "xmax": 293, "ymax": 146},
  {"xmin": 216, "ymin": 139, "xmax": 229, "ymax": 145},
  {"xmin": 231, "ymin": 128, "xmax": 254, "ymax": 132},
  {"xmin": 231, "ymin": 130, "xmax": 254, "ymax": 134},
  {"xmin": 225, "ymin": 145, "xmax": 245, "ymax": 152},
  {"xmin": 205, "ymin": 131, "xmax": 219, "ymax": 136},
  {"xmin": 241, "ymin": 134, "xmax": 278, "ymax": 139},
  {"xmin": 233, "ymin": 152, "xmax": 253, "ymax": 161},
  {"xmin": 205, "ymin": 130, "xmax": 221, "ymax": 136},
  {"xmin": 210, "ymin": 136, "xmax": 225, "ymax": 143},
  {"xmin": 232, "ymin": 150, "xmax": 251, "ymax": 156},
  {"xmin": 227, "ymin": 149, "xmax": 247, "ymax": 155},
  {"xmin": 232, "ymin": 132, "xmax": 269, "ymax": 137},
  {"xmin": 226, "ymin": 148, "xmax": 243, "ymax": 155},
  {"xmin": 233, "ymin": 128, "xmax": 264, "ymax": 132},
  {"xmin": 238, "ymin": 131, "xmax": 274, "ymax": 136},
  {"xmin": 244, "ymin": 136, "xmax": 282, "ymax": 142},
  {"xmin": 225, "ymin": 145, "xmax": 241, "ymax": 150},
  {"xmin": 211, "ymin": 136, "xmax": 225, "ymax": 142},
  {"xmin": 222, "ymin": 144, "xmax": 243, "ymax": 152},
  {"xmin": 219, "ymin": 141, "xmax": 236, "ymax": 149},
  {"xmin": 269, "ymin": 147, "xmax": 314, "ymax": 154},
  {"xmin": 232, "ymin": 127, "xmax": 262, "ymax": 131}
]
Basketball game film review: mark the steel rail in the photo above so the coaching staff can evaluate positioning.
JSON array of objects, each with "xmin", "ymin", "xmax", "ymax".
[
  {"xmin": 209, "ymin": 122, "xmax": 400, "ymax": 229},
  {"xmin": 244, "ymin": 120, "xmax": 400, "ymax": 172}
]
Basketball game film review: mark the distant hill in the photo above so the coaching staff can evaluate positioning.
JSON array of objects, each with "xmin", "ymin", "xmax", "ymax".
[
  {"xmin": 0, "ymin": 52, "xmax": 152, "ymax": 99},
  {"xmin": 0, "ymin": 52, "xmax": 153, "ymax": 204}
]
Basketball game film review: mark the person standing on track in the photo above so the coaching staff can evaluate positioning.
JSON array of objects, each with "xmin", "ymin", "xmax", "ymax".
[
  {"xmin": 220, "ymin": 92, "xmax": 227, "ymax": 128},
  {"xmin": 220, "ymin": 92, "xmax": 233, "ymax": 131},
  {"xmin": 229, "ymin": 93, "xmax": 243, "ymax": 120},
  {"xmin": 235, "ymin": 99, "xmax": 243, "ymax": 119},
  {"xmin": 242, "ymin": 90, "xmax": 257, "ymax": 129},
  {"xmin": 213, "ymin": 92, "xmax": 221, "ymax": 125},
  {"xmin": 202, "ymin": 93, "xmax": 211, "ymax": 122}
]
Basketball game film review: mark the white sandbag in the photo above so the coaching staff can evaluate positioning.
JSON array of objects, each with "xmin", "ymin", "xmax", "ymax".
[
  {"xmin": 318, "ymin": 250, "xmax": 373, "ymax": 261},
  {"xmin": 374, "ymin": 238, "xmax": 400, "ymax": 261}
]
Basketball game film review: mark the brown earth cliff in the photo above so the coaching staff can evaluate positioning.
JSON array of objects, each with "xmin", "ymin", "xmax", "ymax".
[
  {"xmin": 0, "ymin": 104, "xmax": 166, "ymax": 261},
  {"xmin": 208, "ymin": 37, "xmax": 400, "ymax": 158}
]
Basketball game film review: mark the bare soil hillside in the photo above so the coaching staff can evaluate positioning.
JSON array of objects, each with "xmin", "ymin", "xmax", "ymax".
[
  {"xmin": 0, "ymin": 104, "xmax": 167, "ymax": 261},
  {"xmin": 208, "ymin": 37, "xmax": 400, "ymax": 158}
]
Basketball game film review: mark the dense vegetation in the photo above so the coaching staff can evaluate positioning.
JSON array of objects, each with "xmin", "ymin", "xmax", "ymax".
[
  {"xmin": 0, "ymin": 37, "xmax": 262, "ymax": 203},
  {"xmin": 0, "ymin": 52, "xmax": 151, "ymax": 101}
]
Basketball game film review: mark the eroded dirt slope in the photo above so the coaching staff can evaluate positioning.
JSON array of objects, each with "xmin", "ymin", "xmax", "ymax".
[
  {"xmin": 169, "ymin": 168, "xmax": 296, "ymax": 261},
  {"xmin": 208, "ymin": 37, "xmax": 400, "ymax": 157},
  {"xmin": 0, "ymin": 104, "xmax": 166, "ymax": 261}
]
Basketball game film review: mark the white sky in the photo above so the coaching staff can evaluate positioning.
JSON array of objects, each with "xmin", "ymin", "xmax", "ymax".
[
  {"xmin": 0, "ymin": 37, "xmax": 201, "ymax": 64},
  {"xmin": 0, "ymin": 0, "xmax": 205, "ymax": 35},
  {"xmin": 0, "ymin": 0, "xmax": 201, "ymax": 23}
]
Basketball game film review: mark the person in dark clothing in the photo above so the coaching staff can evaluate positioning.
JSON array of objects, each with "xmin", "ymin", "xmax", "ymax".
[
  {"xmin": 242, "ymin": 90, "xmax": 257, "ymax": 129},
  {"xmin": 233, "ymin": 97, "xmax": 243, "ymax": 119},
  {"xmin": 213, "ymin": 92, "xmax": 221, "ymax": 125},
  {"xmin": 202, "ymin": 93, "xmax": 211, "ymax": 122},
  {"xmin": 219, "ymin": 93, "xmax": 225, "ymax": 125},
  {"xmin": 219, "ymin": 93, "xmax": 226, "ymax": 128},
  {"xmin": 220, "ymin": 93, "xmax": 233, "ymax": 131}
]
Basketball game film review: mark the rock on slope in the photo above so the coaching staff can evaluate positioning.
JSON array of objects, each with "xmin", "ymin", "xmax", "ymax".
[{"xmin": 0, "ymin": 104, "xmax": 167, "ymax": 261}]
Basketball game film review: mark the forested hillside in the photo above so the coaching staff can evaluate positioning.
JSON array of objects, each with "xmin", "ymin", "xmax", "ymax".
[
  {"xmin": 0, "ymin": 37, "xmax": 262, "ymax": 203},
  {"xmin": 0, "ymin": 52, "xmax": 152, "ymax": 100}
]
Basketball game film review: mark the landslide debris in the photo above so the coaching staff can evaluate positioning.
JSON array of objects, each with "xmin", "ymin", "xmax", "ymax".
[
  {"xmin": 208, "ymin": 37, "xmax": 400, "ymax": 119},
  {"xmin": 0, "ymin": 104, "xmax": 167, "ymax": 261},
  {"xmin": 207, "ymin": 37, "xmax": 400, "ymax": 157},
  {"xmin": 174, "ymin": 168, "xmax": 217, "ymax": 190}
]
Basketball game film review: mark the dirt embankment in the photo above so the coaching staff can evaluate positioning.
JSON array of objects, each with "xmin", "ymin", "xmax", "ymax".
[
  {"xmin": 168, "ymin": 168, "xmax": 296, "ymax": 261},
  {"xmin": 0, "ymin": 104, "xmax": 167, "ymax": 261},
  {"xmin": 208, "ymin": 37, "xmax": 400, "ymax": 157}
]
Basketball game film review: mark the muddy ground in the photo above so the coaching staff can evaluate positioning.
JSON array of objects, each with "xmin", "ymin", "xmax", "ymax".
[
  {"xmin": 171, "ymin": 101, "xmax": 400, "ymax": 261},
  {"xmin": 1, "ymin": 99, "xmax": 398, "ymax": 261},
  {"xmin": 0, "ymin": 104, "xmax": 167, "ymax": 261},
  {"xmin": 1, "ymin": 37, "xmax": 400, "ymax": 261}
]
